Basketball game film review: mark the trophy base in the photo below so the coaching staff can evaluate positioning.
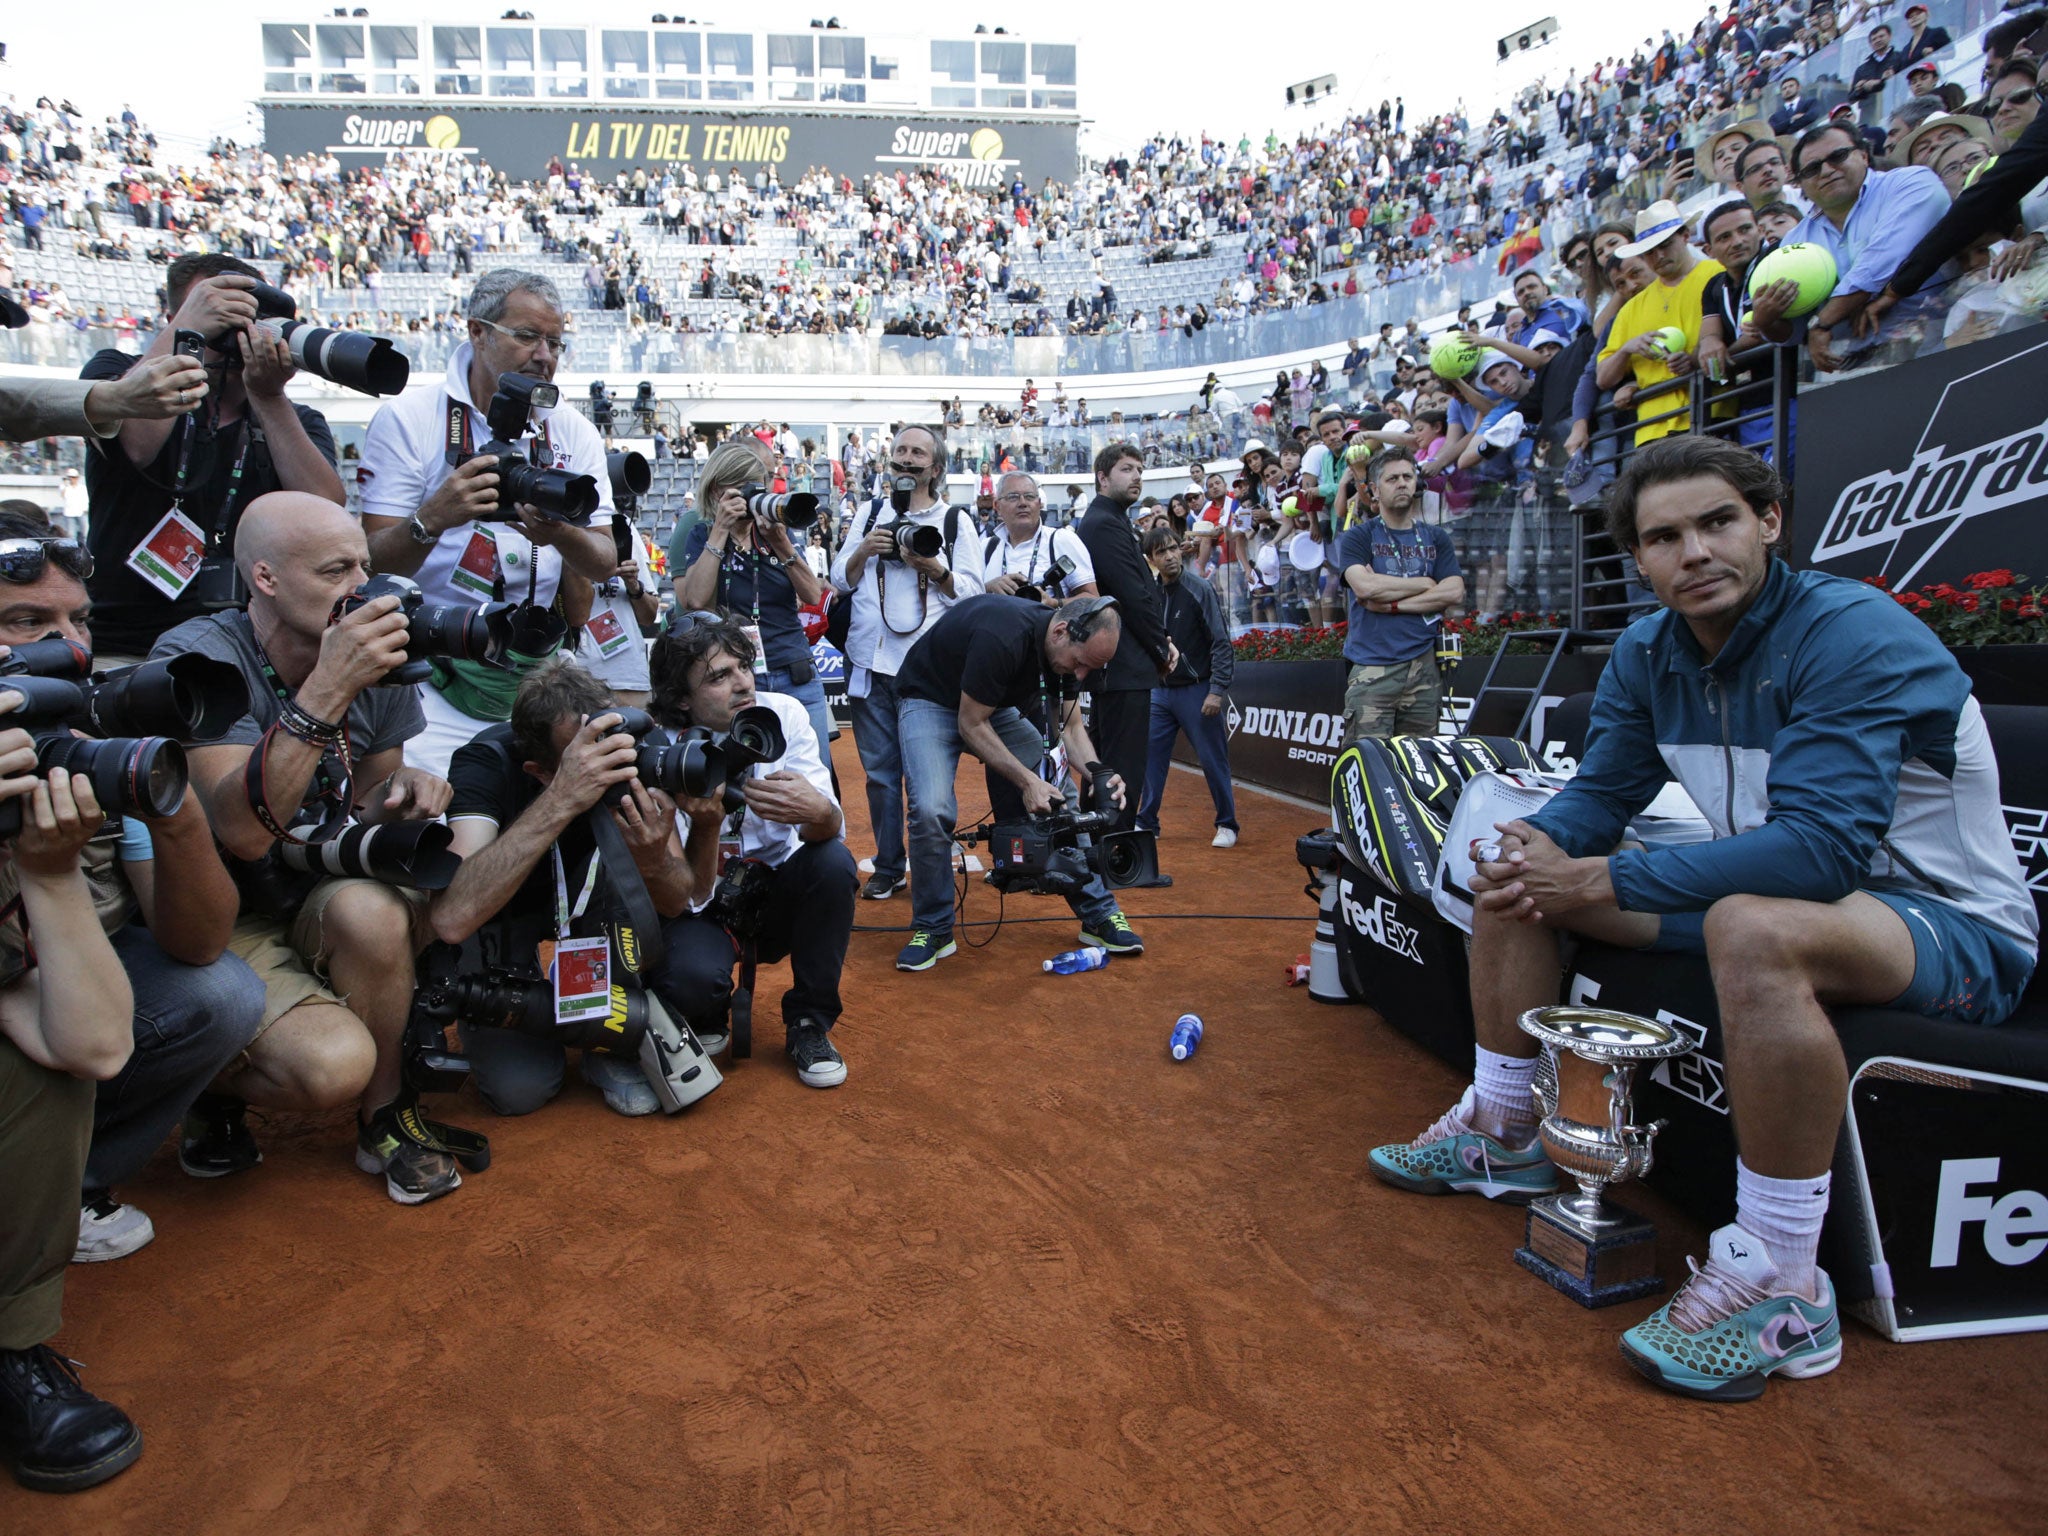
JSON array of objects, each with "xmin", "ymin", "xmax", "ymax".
[{"xmin": 1514, "ymin": 1195, "xmax": 1664, "ymax": 1309}]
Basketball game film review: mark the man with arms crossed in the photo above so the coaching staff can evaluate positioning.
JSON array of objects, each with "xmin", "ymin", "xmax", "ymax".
[
  {"xmin": 1337, "ymin": 448, "xmax": 1462, "ymax": 742},
  {"xmin": 1368, "ymin": 436, "xmax": 2036, "ymax": 1401}
]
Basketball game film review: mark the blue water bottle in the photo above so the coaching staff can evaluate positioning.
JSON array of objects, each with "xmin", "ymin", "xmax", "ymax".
[
  {"xmin": 1169, "ymin": 1014, "xmax": 1204, "ymax": 1060},
  {"xmin": 1043, "ymin": 946, "xmax": 1109, "ymax": 975}
]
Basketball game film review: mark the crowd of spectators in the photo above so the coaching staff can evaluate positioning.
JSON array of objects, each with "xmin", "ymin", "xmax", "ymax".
[{"xmin": 6, "ymin": 5, "xmax": 2028, "ymax": 356}]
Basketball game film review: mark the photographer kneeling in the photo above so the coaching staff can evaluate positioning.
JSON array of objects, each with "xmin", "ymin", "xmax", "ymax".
[
  {"xmin": 648, "ymin": 617, "xmax": 855, "ymax": 1089},
  {"xmin": 157, "ymin": 493, "xmax": 460, "ymax": 1207},
  {"xmin": 892, "ymin": 594, "xmax": 1142, "ymax": 972},
  {"xmin": 429, "ymin": 659, "xmax": 726, "ymax": 1116}
]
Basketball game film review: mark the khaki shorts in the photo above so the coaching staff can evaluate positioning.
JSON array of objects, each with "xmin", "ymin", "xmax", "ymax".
[
  {"xmin": 1343, "ymin": 654, "xmax": 1446, "ymax": 742},
  {"xmin": 229, "ymin": 877, "xmax": 431, "ymax": 1036}
]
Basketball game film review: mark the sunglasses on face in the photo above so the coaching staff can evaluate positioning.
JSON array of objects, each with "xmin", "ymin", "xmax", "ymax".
[
  {"xmin": 0, "ymin": 537, "xmax": 94, "ymax": 584},
  {"xmin": 1796, "ymin": 144, "xmax": 1862, "ymax": 179},
  {"xmin": 1991, "ymin": 86, "xmax": 2038, "ymax": 113}
]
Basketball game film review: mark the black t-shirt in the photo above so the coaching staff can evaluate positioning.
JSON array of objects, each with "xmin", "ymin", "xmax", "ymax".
[
  {"xmin": 80, "ymin": 349, "xmax": 337, "ymax": 656},
  {"xmin": 447, "ymin": 723, "xmax": 602, "ymax": 931},
  {"xmin": 896, "ymin": 594, "xmax": 1068, "ymax": 716}
]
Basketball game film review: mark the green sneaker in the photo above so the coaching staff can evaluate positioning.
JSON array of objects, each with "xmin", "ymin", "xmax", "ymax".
[
  {"xmin": 895, "ymin": 929, "xmax": 957, "ymax": 972},
  {"xmin": 1621, "ymin": 1225, "xmax": 1843, "ymax": 1402},
  {"xmin": 1367, "ymin": 1088, "xmax": 1560, "ymax": 1202},
  {"xmin": 1078, "ymin": 912, "xmax": 1144, "ymax": 955},
  {"xmin": 355, "ymin": 1096, "xmax": 462, "ymax": 1207}
]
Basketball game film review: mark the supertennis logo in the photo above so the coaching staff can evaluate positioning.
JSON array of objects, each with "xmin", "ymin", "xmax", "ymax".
[{"xmin": 874, "ymin": 124, "xmax": 1016, "ymax": 186}]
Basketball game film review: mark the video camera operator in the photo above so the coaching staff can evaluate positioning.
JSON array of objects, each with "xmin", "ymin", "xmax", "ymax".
[
  {"xmin": 154, "ymin": 493, "xmax": 462, "ymax": 1208},
  {"xmin": 78, "ymin": 254, "xmax": 345, "ymax": 666},
  {"xmin": 0, "ymin": 511, "xmax": 264, "ymax": 1265},
  {"xmin": 0, "ymin": 717, "xmax": 146, "ymax": 1494},
  {"xmin": 357, "ymin": 269, "xmax": 620, "ymax": 779},
  {"xmin": 427, "ymin": 658, "xmax": 726, "ymax": 1116},
  {"xmin": 830, "ymin": 424, "xmax": 984, "ymax": 903},
  {"xmin": 891, "ymin": 594, "xmax": 1142, "ymax": 973}
]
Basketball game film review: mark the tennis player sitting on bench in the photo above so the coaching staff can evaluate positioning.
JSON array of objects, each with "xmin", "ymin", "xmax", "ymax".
[{"xmin": 1368, "ymin": 435, "xmax": 2037, "ymax": 1401}]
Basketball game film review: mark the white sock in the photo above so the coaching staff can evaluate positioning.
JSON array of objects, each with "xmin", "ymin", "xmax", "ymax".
[
  {"xmin": 1736, "ymin": 1158, "xmax": 1830, "ymax": 1292},
  {"xmin": 1470, "ymin": 1046, "xmax": 1539, "ymax": 1143}
]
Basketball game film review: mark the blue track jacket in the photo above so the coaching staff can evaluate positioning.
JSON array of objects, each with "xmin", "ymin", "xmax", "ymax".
[{"xmin": 1528, "ymin": 560, "xmax": 2037, "ymax": 949}]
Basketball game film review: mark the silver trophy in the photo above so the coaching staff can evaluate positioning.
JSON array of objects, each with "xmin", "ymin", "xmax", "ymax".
[{"xmin": 1512, "ymin": 1005, "xmax": 1693, "ymax": 1307}]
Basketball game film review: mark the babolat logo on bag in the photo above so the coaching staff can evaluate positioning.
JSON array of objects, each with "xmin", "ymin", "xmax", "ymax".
[
  {"xmin": 1330, "ymin": 740, "xmax": 1442, "ymax": 901},
  {"xmin": 1338, "ymin": 878, "xmax": 1423, "ymax": 963}
]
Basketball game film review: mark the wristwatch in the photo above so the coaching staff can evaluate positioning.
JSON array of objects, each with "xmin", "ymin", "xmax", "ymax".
[
  {"xmin": 624, "ymin": 580, "xmax": 646, "ymax": 598},
  {"xmin": 405, "ymin": 512, "xmax": 438, "ymax": 546}
]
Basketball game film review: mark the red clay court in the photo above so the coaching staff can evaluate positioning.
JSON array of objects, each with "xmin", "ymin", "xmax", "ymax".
[{"xmin": 19, "ymin": 745, "xmax": 2048, "ymax": 1534}]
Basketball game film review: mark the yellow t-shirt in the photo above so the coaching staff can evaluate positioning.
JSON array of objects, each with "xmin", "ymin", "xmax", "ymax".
[{"xmin": 1600, "ymin": 257, "xmax": 1726, "ymax": 445}]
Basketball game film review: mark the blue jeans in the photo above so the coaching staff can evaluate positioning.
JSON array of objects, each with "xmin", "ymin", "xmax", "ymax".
[
  {"xmin": 1139, "ymin": 685, "xmax": 1238, "ymax": 834},
  {"xmin": 87, "ymin": 924, "xmax": 267, "ymax": 1193},
  {"xmin": 898, "ymin": 697, "xmax": 1120, "ymax": 938},
  {"xmin": 849, "ymin": 670, "xmax": 906, "ymax": 881},
  {"xmin": 763, "ymin": 664, "xmax": 834, "ymax": 768}
]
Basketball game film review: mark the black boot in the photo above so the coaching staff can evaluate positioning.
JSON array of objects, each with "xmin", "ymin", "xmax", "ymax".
[{"xmin": 0, "ymin": 1345, "xmax": 142, "ymax": 1492}]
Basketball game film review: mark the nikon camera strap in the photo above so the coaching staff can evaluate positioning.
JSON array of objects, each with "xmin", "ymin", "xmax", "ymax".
[{"xmin": 583, "ymin": 804, "xmax": 666, "ymax": 982}]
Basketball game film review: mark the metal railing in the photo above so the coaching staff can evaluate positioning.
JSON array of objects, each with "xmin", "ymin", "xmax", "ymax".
[{"xmin": 1571, "ymin": 341, "xmax": 1801, "ymax": 630}]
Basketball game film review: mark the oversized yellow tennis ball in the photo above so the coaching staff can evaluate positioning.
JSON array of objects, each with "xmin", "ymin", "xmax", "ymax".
[
  {"xmin": 968, "ymin": 128, "xmax": 1004, "ymax": 162},
  {"xmin": 1748, "ymin": 241, "xmax": 1838, "ymax": 318},
  {"xmin": 1649, "ymin": 325, "xmax": 1688, "ymax": 355},
  {"xmin": 424, "ymin": 115, "xmax": 461, "ymax": 150},
  {"xmin": 1429, "ymin": 333, "xmax": 1480, "ymax": 380}
]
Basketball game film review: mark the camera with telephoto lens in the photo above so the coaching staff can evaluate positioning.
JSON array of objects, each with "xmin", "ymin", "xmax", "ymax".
[
  {"xmin": 213, "ymin": 281, "xmax": 411, "ymax": 396},
  {"xmin": 331, "ymin": 574, "xmax": 569, "ymax": 687},
  {"xmin": 404, "ymin": 949, "xmax": 722, "ymax": 1113},
  {"xmin": 274, "ymin": 820, "xmax": 463, "ymax": 890},
  {"xmin": 1013, "ymin": 553, "xmax": 1076, "ymax": 605},
  {"xmin": 740, "ymin": 484, "xmax": 819, "ymax": 530},
  {"xmin": 0, "ymin": 640, "xmax": 251, "ymax": 838},
  {"xmin": 451, "ymin": 372, "xmax": 601, "ymax": 525},
  {"xmin": 876, "ymin": 470, "xmax": 944, "ymax": 562},
  {"xmin": 593, "ymin": 703, "xmax": 786, "ymax": 815}
]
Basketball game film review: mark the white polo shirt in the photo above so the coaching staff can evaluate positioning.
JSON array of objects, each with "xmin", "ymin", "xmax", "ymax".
[
  {"xmin": 983, "ymin": 524, "xmax": 1096, "ymax": 592},
  {"xmin": 356, "ymin": 342, "xmax": 614, "ymax": 610}
]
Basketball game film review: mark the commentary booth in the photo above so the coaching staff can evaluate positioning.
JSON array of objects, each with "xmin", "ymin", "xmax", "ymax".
[{"xmin": 1311, "ymin": 332, "xmax": 2048, "ymax": 1344}]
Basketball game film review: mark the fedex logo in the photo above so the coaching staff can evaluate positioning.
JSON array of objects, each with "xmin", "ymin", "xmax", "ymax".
[
  {"xmin": 1930, "ymin": 1158, "xmax": 2048, "ymax": 1268},
  {"xmin": 1340, "ymin": 880, "xmax": 1422, "ymax": 963}
]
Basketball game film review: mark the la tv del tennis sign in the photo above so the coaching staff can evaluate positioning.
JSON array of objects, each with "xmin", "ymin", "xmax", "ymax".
[{"xmin": 1795, "ymin": 328, "xmax": 2048, "ymax": 589}]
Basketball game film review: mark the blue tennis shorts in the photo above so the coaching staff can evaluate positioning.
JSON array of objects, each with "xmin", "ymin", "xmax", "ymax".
[{"xmin": 1647, "ymin": 894, "xmax": 2035, "ymax": 1028}]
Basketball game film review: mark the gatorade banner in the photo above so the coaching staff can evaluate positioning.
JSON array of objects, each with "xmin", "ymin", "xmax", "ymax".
[{"xmin": 1792, "ymin": 324, "xmax": 2048, "ymax": 590}]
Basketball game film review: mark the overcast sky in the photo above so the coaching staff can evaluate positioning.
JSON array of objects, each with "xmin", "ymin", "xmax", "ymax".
[{"xmin": 3, "ymin": 0, "xmax": 1709, "ymax": 159}]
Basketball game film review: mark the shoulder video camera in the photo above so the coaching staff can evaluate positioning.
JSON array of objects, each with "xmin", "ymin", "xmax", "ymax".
[
  {"xmin": 332, "ymin": 574, "xmax": 569, "ymax": 687},
  {"xmin": 0, "ymin": 639, "xmax": 250, "ymax": 838},
  {"xmin": 955, "ymin": 767, "xmax": 1123, "ymax": 898},
  {"xmin": 450, "ymin": 372, "xmax": 601, "ymax": 526},
  {"xmin": 215, "ymin": 281, "xmax": 411, "ymax": 396}
]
